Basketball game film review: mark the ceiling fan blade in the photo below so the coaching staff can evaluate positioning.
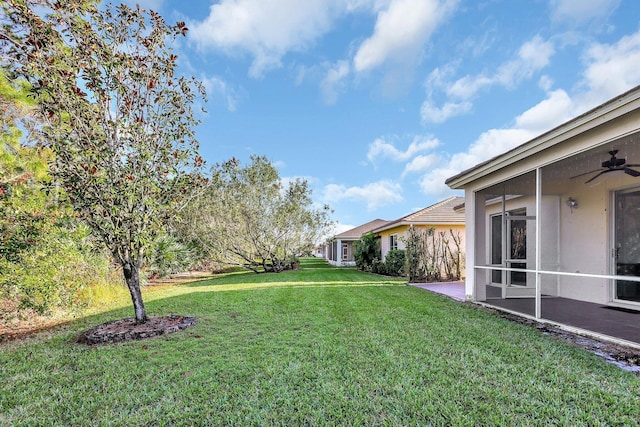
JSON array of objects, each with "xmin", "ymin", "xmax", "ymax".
[
  {"xmin": 584, "ymin": 170, "xmax": 609, "ymax": 183},
  {"xmin": 624, "ymin": 167, "xmax": 640, "ymax": 177},
  {"xmin": 570, "ymin": 168, "xmax": 604, "ymax": 179},
  {"xmin": 624, "ymin": 163, "xmax": 640, "ymax": 167}
]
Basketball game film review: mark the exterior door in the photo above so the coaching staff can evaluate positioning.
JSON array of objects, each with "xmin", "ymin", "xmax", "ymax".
[
  {"xmin": 508, "ymin": 210, "xmax": 527, "ymax": 286},
  {"xmin": 614, "ymin": 188, "xmax": 640, "ymax": 303},
  {"xmin": 490, "ymin": 209, "xmax": 527, "ymax": 286}
]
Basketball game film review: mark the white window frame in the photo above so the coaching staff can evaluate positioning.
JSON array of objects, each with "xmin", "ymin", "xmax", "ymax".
[{"xmin": 390, "ymin": 234, "xmax": 398, "ymax": 251}]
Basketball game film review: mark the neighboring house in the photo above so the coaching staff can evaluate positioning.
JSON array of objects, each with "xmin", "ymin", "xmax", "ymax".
[
  {"xmin": 371, "ymin": 196, "xmax": 466, "ymax": 262},
  {"xmin": 324, "ymin": 219, "xmax": 390, "ymax": 267},
  {"xmin": 446, "ymin": 85, "xmax": 640, "ymax": 347}
]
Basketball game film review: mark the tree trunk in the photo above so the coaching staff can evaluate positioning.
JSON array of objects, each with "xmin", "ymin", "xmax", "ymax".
[{"xmin": 123, "ymin": 260, "xmax": 147, "ymax": 323}]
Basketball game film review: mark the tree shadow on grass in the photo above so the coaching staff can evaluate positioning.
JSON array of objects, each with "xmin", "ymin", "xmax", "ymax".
[
  {"xmin": 0, "ymin": 269, "xmax": 404, "ymax": 346},
  {"xmin": 185, "ymin": 272, "xmax": 405, "ymax": 289},
  {"xmin": 184, "ymin": 263, "xmax": 404, "ymax": 289}
]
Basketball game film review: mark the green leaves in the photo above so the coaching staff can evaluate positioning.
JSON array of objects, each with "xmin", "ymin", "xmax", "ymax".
[
  {"xmin": 354, "ymin": 232, "xmax": 381, "ymax": 272},
  {"xmin": 177, "ymin": 155, "xmax": 333, "ymax": 273},
  {"xmin": 1, "ymin": 1, "xmax": 206, "ymax": 321}
]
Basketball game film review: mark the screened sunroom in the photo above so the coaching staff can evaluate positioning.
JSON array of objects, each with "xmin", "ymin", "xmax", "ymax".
[{"xmin": 446, "ymin": 86, "xmax": 640, "ymax": 347}]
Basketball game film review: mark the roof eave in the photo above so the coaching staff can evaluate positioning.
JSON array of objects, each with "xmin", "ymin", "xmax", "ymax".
[
  {"xmin": 445, "ymin": 85, "xmax": 640, "ymax": 189},
  {"xmin": 372, "ymin": 220, "xmax": 464, "ymax": 234}
]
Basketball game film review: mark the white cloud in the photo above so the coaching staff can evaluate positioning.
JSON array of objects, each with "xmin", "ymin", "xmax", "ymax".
[
  {"xmin": 420, "ymin": 100, "xmax": 472, "ymax": 123},
  {"xmin": 424, "ymin": 64, "xmax": 458, "ymax": 97},
  {"xmin": 450, "ymin": 35, "xmax": 555, "ymax": 98},
  {"xmin": 550, "ymin": 0, "xmax": 621, "ymax": 27},
  {"xmin": 495, "ymin": 36, "xmax": 555, "ymax": 87},
  {"xmin": 514, "ymin": 89, "xmax": 572, "ymax": 132},
  {"xmin": 418, "ymin": 128, "xmax": 534, "ymax": 197},
  {"xmin": 538, "ymin": 75, "xmax": 554, "ymax": 92},
  {"xmin": 419, "ymin": 89, "xmax": 572, "ymax": 197},
  {"xmin": 576, "ymin": 30, "xmax": 640, "ymax": 110},
  {"xmin": 320, "ymin": 60, "xmax": 351, "ymax": 104},
  {"xmin": 367, "ymin": 135, "xmax": 440, "ymax": 163},
  {"xmin": 353, "ymin": 0, "xmax": 458, "ymax": 73},
  {"xmin": 200, "ymin": 75, "xmax": 240, "ymax": 112},
  {"xmin": 401, "ymin": 154, "xmax": 440, "ymax": 178},
  {"xmin": 273, "ymin": 160, "xmax": 287, "ymax": 169},
  {"xmin": 419, "ymin": 166, "xmax": 464, "ymax": 199},
  {"xmin": 458, "ymin": 30, "xmax": 496, "ymax": 58},
  {"xmin": 446, "ymin": 74, "xmax": 493, "ymax": 100},
  {"xmin": 190, "ymin": 0, "xmax": 457, "ymax": 98},
  {"xmin": 420, "ymin": 29, "xmax": 640, "ymax": 198},
  {"xmin": 332, "ymin": 222, "xmax": 358, "ymax": 235},
  {"xmin": 323, "ymin": 180, "xmax": 403, "ymax": 210},
  {"xmin": 189, "ymin": 0, "xmax": 341, "ymax": 78},
  {"xmin": 422, "ymin": 36, "xmax": 555, "ymax": 123}
]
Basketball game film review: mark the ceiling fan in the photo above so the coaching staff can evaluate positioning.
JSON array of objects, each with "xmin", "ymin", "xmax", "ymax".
[{"xmin": 571, "ymin": 150, "xmax": 640, "ymax": 183}]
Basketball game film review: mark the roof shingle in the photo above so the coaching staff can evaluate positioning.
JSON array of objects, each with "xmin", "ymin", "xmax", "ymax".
[
  {"xmin": 332, "ymin": 218, "xmax": 390, "ymax": 240},
  {"xmin": 371, "ymin": 196, "xmax": 465, "ymax": 233}
]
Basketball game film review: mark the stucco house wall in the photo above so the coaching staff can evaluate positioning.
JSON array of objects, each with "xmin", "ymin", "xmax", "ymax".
[
  {"xmin": 371, "ymin": 197, "xmax": 467, "ymax": 278},
  {"xmin": 378, "ymin": 224, "xmax": 466, "ymax": 261}
]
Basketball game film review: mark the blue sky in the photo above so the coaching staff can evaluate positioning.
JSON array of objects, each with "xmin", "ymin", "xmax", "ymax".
[{"xmin": 122, "ymin": 0, "xmax": 640, "ymax": 234}]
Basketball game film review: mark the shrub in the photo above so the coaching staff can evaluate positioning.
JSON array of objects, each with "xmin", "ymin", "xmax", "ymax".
[
  {"xmin": 146, "ymin": 234, "xmax": 194, "ymax": 279},
  {"xmin": 370, "ymin": 258, "xmax": 386, "ymax": 275},
  {"xmin": 0, "ymin": 223, "xmax": 118, "ymax": 319},
  {"xmin": 404, "ymin": 226, "xmax": 465, "ymax": 282},
  {"xmin": 384, "ymin": 249, "xmax": 406, "ymax": 277},
  {"xmin": 354, "ymin": 232, "xmax": 381, "ymax": 271}
]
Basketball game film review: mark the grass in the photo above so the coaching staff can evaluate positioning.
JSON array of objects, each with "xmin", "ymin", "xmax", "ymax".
[{"xmin": 1, "ymin": 258, "xmax": 639, "ymax": 426}]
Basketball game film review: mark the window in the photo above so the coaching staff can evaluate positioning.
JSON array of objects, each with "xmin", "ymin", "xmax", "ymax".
[
  {"xmin": 342, "ymin": 243, "xmax": 348, "ymax": 260},
  {"xmin": 390, "ymin": 234, "xmax": 398, "ymax": 251}
]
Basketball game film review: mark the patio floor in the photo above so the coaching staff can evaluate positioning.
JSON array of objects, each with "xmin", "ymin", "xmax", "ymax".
[
  {"xmin": 410, "ymin": 282, "xmax": 640, "ymax": 346},
  {"xmin": 485, "ymin": 297, "xmax": 640, "ymax": 346},
  {"xmin": 409, "ymin": 281, "xmax": 465, "ymax": 301}
]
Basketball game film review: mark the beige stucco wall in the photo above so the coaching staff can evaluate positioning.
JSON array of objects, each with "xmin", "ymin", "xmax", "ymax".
[
  {"xmin": 558, "ymin": 172, "xmax": 639, "ymax": 304},
  {"xmin": 377, "ymin": 223, "xmax": 467, "ymax": 277},
  {"xmin": 378, "ymin": 225, "xmax": 410, "ymax": 258}
]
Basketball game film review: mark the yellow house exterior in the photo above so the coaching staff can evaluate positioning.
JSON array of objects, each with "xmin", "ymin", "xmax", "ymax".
[
  {"xmin": 376, "ymin": 223, "xmax": 466, "ymax": 259},
  {"xmin": 371, "ymin": 196, "xmax": 466, "ymax": 276}
]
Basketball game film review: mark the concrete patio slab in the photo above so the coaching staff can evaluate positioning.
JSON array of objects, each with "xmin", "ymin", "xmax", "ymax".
[{"xmin": 409, "ymin": 281, "xmax": 465, "ymax": 301}]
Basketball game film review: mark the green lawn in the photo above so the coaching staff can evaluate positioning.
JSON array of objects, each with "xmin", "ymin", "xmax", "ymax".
[{"xmin": 1, "ymin": 258, "xmax": 639, "ymax": 426}]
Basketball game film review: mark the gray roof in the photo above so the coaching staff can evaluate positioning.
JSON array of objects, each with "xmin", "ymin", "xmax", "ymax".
[
  {"xmin": 371, "ymin": 196, "xmax": 465, "ymax": 233},
  {"xmin": 332, "ymin": 218, "xmax": 390, "ymax": 240}
]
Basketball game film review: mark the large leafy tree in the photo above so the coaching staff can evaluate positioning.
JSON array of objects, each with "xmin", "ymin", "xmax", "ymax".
[
  {"xmin": 177, "ymin": 155, "xmax": 333, "ymax": 273},
  {"xmin": 1, "ymin": 1, "xmax": 206, "ymax": 322}
]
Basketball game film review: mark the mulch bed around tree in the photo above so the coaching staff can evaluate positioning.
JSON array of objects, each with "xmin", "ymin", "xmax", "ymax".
[{"xmin": 77, "ymin": 314, "xmax": 197, "ymax": 345}]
